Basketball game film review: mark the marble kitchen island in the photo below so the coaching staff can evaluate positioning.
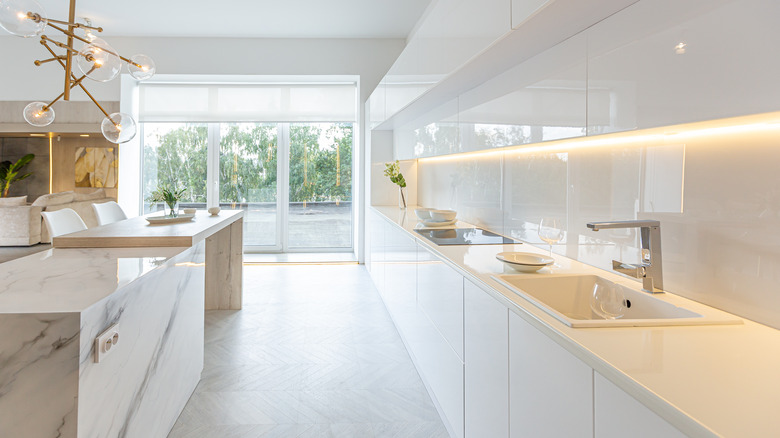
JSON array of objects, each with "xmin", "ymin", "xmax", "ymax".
[
  {"xmin": 0, "ymin": 210, "xmax": 244, "ymax": 438},
  {"xmin": 0, "ymin": 244, "xmax": 205, "ymax": 438}
]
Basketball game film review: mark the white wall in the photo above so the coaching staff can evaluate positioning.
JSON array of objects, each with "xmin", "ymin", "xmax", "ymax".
[{"xmin": 0, "ymin": 37, "xmax": 405, "ymax": 103}]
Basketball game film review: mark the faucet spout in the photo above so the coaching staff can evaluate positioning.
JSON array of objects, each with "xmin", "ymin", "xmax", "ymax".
[{"xmin": 587, "ymin": 219, "xmax": 664, "ymax": 293}]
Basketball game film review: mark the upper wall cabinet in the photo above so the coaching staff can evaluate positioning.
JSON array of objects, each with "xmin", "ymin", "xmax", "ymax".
[
  {"xmin": 458, "ymin": 32, "xmax": 587, "ymax": 152},
  {"xmin": 511, "ymin": 0, "xmax": 552, "ymax": 29},
  {"xmin": 369, "ymin": 81, "xmax": 386, "ymax": 129},
  {"xmin": 381, "ymin": 0, "xmax": 512, "ymax": 122},
  {"xmin": 587, "ymin": 0, "xmax": 780, "ymax": 135},
  {"xmin": 394, "ymin": 98, "xmax": 459, "ymax": 160}
]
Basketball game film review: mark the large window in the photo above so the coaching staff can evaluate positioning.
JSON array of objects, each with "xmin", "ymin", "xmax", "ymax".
[{"xmin": 139, "ymin": 80, "xmax": 357, "ymax": 252}]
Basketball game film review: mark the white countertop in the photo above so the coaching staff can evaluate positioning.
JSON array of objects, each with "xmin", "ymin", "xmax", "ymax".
[
  {"xmin": 0, "ymin": 247, "xmax": 189, "ymax": 314},
  {"xmin": 52, "ymin": 210, "xmax": 243, "ymax": 248},
  {"xmin": 374, "ymin": 205, "xmax": 780, "ymax": 438}
]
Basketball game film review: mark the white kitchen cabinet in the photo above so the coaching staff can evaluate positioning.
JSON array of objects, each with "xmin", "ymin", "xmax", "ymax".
[
  {"xmin": 511, "ymin": 0, "xmax": 552, "ymax": 29},
  {"xmin": 368, "ymin": 81, "xmax": 386, "ymax": 129},
  {"xmin": 458, "ymin": 31, "xmax": 586, "ymax": 152},
  {"xmin": 383, "ymin": 223, "xmax": 418, "ymax": 340},
  {"xmin": 587, "ymin": 0, "xmax": 780, "ymax": 135},
  {"xmin": 464, "ymin": 279, "xmax": 509, "ymax": 437},
  {"xmin": 594, "ymin": 372, "xmax": 685, "ymax": 438},
  {"xmin": 367, "ymin": 210, "xmax": 386, "ymax": 295},
  {"xmin": 509, "ymin": 311, "xmax": 593, "ymax": 437},
  {"xmin": 416, "ymin": 243, "xmax": 464, "ymax": 360},
  {"xmin": 414, "ymin": 243, "xmax": 465, "ymax": 438}
]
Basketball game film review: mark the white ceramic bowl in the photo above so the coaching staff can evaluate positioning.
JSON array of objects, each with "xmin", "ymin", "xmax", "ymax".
[
  {"xmin": 183, "ymin": 208, "xmax": 196, "ymax": 215},
  {"xmin": 208, "ymin": 206, "xmax": 221, "ymax": 216},
  {"xmin": 414, "ymin": 208, "xmax": 434, "ymax": 220},
  {"xmin": 495, "ymin": 252, "xmax": 554, "ymax": 272},
  {"xmin": 430, "ymin": 209, "xmax": 457, "ymax": 221}
]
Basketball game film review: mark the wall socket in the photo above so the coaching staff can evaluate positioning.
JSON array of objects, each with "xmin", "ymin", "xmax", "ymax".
[{"xmin": 94, "ymin": 324, "xmax": 120, "ymax": 363}]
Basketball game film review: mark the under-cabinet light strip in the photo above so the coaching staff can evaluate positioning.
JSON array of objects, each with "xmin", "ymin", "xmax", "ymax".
[{"xmin": 416, "ymin": 111, "xmax": 780, "ymax": 163}]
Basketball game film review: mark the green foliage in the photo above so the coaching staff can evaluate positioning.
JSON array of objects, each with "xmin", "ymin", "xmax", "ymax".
[
  {"xmin": 0, "ymin": 153, "xmax": 34, "ymax": 197},
  {"xmin": 145, "ymin": 123, "xmax": 353, "ymax": 206},
  {"xmin": 383, "ymin": 160, "xmax": 406, "ymax": 188}
]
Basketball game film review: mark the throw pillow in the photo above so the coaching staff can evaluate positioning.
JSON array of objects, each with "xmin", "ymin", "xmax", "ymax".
[
  {"xmin": 32, "ymin": 191, "xmax": 75, "ymax": 207},
  {"xmin": 73, "ymin": 188, "xmax": 106, "ymax": 201},
  {"xmin": 0, "ymin": 195, "xmax": 27, "ymax": 206}
]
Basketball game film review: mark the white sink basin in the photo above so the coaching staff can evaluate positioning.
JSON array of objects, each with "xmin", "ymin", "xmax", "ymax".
[{"xmin": 493, "ymin": 274, "xmax": 742, "ymax": 328}]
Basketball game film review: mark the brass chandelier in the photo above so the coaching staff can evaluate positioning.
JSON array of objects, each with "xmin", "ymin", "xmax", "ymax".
[{"xmin": 0, "ymin": 0, "xmax": 156, "ymax": 143}]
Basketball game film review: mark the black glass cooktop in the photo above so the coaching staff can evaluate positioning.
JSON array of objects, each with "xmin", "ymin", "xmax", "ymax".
[{"xmin": 414, "ymin": 228, "xmax": 521, "ymax": 246}]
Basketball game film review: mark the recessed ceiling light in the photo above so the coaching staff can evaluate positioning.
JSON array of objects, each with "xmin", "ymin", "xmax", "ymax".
[{"xmin": 674, "ymin": 42, "xmax": 687, "ymax": 55}]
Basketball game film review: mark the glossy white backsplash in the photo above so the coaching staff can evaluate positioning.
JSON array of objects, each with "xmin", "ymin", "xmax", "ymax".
[{"xmin": 417, "ymin": 113, "xmax": 780, "ymax": 329}]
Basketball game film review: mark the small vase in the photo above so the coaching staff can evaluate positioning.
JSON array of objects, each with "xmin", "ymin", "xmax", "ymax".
[
  {"xmin": 398, "ymin": 186, "xmax": 407, "ymax": 210},
  {"xmin": 165, "ymin": 201, "xmax": 179, "ymax": 217}
]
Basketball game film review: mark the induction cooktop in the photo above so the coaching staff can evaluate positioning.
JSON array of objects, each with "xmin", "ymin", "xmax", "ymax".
[{"xmin": 414, "ymin": 228, "xmax": 521, "ymax": 246}]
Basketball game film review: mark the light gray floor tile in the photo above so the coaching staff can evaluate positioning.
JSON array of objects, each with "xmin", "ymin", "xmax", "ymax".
[{"xmin": 169, "ymin": 264, "xmax": 447, "ymax": 437}]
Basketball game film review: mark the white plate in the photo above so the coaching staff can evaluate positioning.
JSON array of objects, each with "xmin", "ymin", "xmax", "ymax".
[
  {"xmin": 421, "ymin": 218, "xmax": 457, "ymax": 227},
  {"xmin": 496, "ymin": 252, "xmax": 554, "ymax": 272},
  {"xmin": 146, "ymin": 213, "xmax": 195, "ymax": 224}
]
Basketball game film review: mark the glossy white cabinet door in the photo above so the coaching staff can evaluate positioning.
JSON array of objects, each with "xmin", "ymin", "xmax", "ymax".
[
  {"xmin": 458, "ymin": 31, "xmax": 586, "ymax": 152},
  {"xmin": 417, "ymin": 243, "xmax": 464, "ymax": 360},
  {"xmin": 509, "ymin": 311, "xmax": 593, "ymax": 437},
  {"xmin": 383, "ymin": 224, "xmax": 418, "ymax": 340},
  {"xmin": 587, "ymin": 0, "xmax": 780, "ymax": 135},
  {"xmin": 408, "ymin": 244, "xmax": 465, "ymax": 438},
  {"xmin": 594, "ymin": 372, "xmax": 685, "ymax": 438},
  {"xmin": 464, "ymin": 280, "xmax": 509, "ymax": 438},
  {"xmin": 367, "ymin": 210, "xmax": 386, "ymax": 295}
]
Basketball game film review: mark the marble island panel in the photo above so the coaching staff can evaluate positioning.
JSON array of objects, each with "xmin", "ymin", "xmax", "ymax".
[
  {"xmin": 0, "ymin": 244, "xmax": 205, "ymax": 438},
  {"xmin": 0, "ymin": 247, "xmax": 187, "ymax": 314}
]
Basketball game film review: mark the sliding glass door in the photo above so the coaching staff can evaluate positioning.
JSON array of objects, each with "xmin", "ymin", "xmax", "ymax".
[
  {"xmin": 287, "ymin": 123, "xmax": 353, "ymax": 250},
  {"xmin": 142, "ymin": 121, "xmax": 353, "ymax": 252}
]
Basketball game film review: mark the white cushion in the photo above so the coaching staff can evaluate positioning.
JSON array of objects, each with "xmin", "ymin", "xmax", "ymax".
[
  {"xmin": 0, "ymin": 196, "xmax": 27, "ymax": 207},
  {"xmin": 74, "ymin": 188, "xmax": 107, "ymax": 201},
  {"xmin": 32, "ymin": 191, "xmax": 75, "ymax": 207}
]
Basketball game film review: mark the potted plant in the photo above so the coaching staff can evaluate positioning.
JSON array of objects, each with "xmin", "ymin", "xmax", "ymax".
[
  {"xmin": 147, "ymin": 185, "xmax": 187, "ymax": 217},
  {"xmin": 383, "ymin": 160, "xmax": 407, "ymax": 209},
  {"xmin": 0, "ymin": 153, "xmax": 34, "ymax": 197}
]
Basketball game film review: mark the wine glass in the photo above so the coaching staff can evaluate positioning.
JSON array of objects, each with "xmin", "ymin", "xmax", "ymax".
[
  {"xmin": 538, "ymin": 218, "xmax": 564, "ymax": 258},
  {"xmin": 591, "ymin": 281, "xmax": 626, "ymax": 320}
]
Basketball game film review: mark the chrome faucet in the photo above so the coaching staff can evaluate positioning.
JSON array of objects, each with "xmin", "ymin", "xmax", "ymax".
[{"xmin": 586, "ymin": 220, "xmax": 664, "ymax": 293}]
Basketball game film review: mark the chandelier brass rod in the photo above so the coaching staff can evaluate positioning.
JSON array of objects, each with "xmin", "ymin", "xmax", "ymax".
[
  {"xmin": 41, "ymin": 43, "xmax": 110, "ymax": 123},
  {"xmin": 46, "ymin": 22, "xmax": 144, "ymax": 69},
  {"xmin": 42, "ymin": 74, "xmax": 88, "ymax": 111},
  {"xmin": 34, "ymin": 56, "xmax": 65, "ymax": 66},
  {"xmin": 45, "ymin": 18, "xmax": 102, "ymax": 32},
  {"xmin": 40, "ymin": 36, "xmax": 80, "ymax": 54},
  {"xmin": 63, "ymin": 0, "xmax": 76, "ymax": 101},
  {"xmin": 77, "ymin": 82, "xmax": 114, "ymax": 124}
]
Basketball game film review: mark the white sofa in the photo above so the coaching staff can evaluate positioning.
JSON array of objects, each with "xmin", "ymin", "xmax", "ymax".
[{"xmin": 0, "ymin": 189, "xmax": 115, "ymax": 246}]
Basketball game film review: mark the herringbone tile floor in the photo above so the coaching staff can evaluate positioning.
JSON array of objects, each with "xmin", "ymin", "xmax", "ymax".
[{"xmin": 168, "ymin": 264, "xmax": 449, "ymax": 438}]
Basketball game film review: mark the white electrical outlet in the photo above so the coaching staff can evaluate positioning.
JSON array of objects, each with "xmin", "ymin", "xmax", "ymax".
[{"xmin": 94, "ymin": 324, "xmax": 120, "ymax": 363}]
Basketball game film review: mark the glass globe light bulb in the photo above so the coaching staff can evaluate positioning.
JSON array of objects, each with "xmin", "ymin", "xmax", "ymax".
[
  {"xmin": 102, "ymin": 112, "xmax": 137, "ymax": 143},
  {"xmin": 0, "ymin": 0, "xmax": 46, "ymax": 37},
  {"xmin": 128, "ymin": 54, "xmax": 155, "ymax": 80},
  {"xmin": 23, "ymin": 101, "xmax": 54, "ymax": 127},
  {"xmin": 77, "ymin": 38, "xmax": 121, "ymax": 82}
]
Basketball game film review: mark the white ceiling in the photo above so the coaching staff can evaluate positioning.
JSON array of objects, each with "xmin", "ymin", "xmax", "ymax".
[{"xmin": 32, "ymin": 0, "xmax": 432, "ymax": 38}]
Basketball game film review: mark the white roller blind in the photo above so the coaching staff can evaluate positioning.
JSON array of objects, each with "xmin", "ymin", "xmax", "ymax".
[{"xmin": 139, "ymin": 83, "xmax": 357, "ymax": 122}]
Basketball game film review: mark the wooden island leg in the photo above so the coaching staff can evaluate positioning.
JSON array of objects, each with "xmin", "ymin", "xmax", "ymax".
[{"xmin": 205, "ymin": 218, "xmax": 243, "ymax": 310}]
